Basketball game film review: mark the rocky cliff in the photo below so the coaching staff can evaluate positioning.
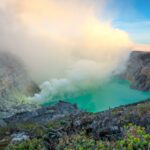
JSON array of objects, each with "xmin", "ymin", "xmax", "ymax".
[
  {"xmin": 0, "ymin": 52, "xmax": 40, "ymax": 118},
  {"xmin": 123, "ymin": 51, "xmax": 150, "ymax": 91}
]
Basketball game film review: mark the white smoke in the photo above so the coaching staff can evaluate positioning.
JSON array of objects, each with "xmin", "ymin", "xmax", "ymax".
[{"xmin": 0, "ymin": 0, "xmax": 132, "ymax": 103}]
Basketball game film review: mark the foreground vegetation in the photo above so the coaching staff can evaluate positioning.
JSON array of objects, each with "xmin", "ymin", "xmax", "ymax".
[
  {"xmin": 3, "ymin": 124, "xmax": 150, "ymax": 150},
  {"xmin": 0, "ymin": 100, "xmax": 150, "ymax": 150}
]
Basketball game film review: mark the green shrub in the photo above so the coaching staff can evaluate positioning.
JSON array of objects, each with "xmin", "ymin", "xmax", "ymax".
[
  {"xmin": 56, "ymin": 124, "xmax": 150, "ymax": 150},
  {"xmin": 116, "ymin": 124, "xmax": 150, "ymax": 150},
  {"xmin": 5, "ymin": 138, "xmax": 43, "ymax": 150}
]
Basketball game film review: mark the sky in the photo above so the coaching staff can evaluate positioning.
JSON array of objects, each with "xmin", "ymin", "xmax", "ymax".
[
  {"xmin": 0, "ymin": 0, "xmax": 149, "ymax": 101},
  {"xmin": 107, "ymin": 0, "xmax": 150, "ymax": 45},
  {"xmin": 0, "ymin": 0, "xmax": 149, "ymax": 50},
  {"xmin": 0, "ymin": 0, "xmax": 149, "ymax": 84}
]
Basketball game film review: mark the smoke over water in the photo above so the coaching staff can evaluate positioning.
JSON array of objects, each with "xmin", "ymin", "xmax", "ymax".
[{"xmin": 0, "ymin": 0, "xmax": 132, "ymax": 103}]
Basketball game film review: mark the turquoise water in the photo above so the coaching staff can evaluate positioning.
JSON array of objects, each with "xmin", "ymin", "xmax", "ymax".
[{"xmin": 45, "ymin": 78, "xmax": 150, "ymax": 112}]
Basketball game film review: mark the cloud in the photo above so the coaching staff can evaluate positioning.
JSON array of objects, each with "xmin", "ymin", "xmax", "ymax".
[
  {"xmin": 113, "ymin": 20, "xmax": 150, "ymax": 44},
  {"xmin": 0, "ymin": 0, "xmax": 132, "ymax": 102}
]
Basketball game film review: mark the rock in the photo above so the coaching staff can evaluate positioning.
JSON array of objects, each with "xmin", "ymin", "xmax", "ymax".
[
  {"xmin": 5, "ymin": 101, "xmax": 81, "ymax": 124},
  {"xmin": 1, "ymin": 100, "xmax": 150, "ymax": 149},
  {"xmin": 0, "ymin": 119, "xmax": 7, "ymax": 127},
  {"xmin": 0, "ymin": 136, "xmax": 11, "ymax": 149},
  {"xmin": 42, "ymin": 99, "xmax": 150, "ymax": 148},
  {"xmin": 0, "ymin": 52, "xmax": 40, "ymax": 119},
  {"xmin": 44, "ymin": 128, "xmax": 64, "ymax": 150},
  {"xmin": 122, "ymin": 51, "xmax": 150, "ymax": 91},
  {"xmin": 11, "ymin": 132, "xmax": 29, "ymax": 144}
]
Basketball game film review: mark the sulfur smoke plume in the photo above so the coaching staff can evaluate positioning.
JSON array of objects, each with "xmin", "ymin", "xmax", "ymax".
[{"xmin": 0, "ymin": 0, "xmax": 132, "ymax": 102}]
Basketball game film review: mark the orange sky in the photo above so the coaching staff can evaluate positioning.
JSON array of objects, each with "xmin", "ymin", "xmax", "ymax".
[{"xmin": 133, "ymin": 44, "xmax": 150, "ymax": 51}]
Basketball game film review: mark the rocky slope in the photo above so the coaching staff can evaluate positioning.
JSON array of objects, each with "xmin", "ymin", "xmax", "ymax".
[
  {"xmin": 123, "ymin": 51, "xmax": 150, "ymax": 91},
  {"xmin": 0, "ymin": 50, "xmax": 150, "ymax": 149},
  {"xmin": 0, "ymin": 52, "xmax": 40, "ymax": 118},
  {"xmin": 0, "ymin": 100, "xmax": 150, "ymax": 150}
]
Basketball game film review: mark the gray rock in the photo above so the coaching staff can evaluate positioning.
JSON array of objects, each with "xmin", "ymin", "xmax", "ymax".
[
  {"xmin": 5, "ymin": 101, "xmax": 81, "ymax": 125},
  {"xmin": 11, "ymin": 132, "xmax": 29, "ymax": 144},
  {"xmin": 0, "ymin": 119, "xmax": 7, "ymax": 127},
  {"xmin": 122, "ymin": 51, "xmax": 150, "ymax": 91},
  {"xmin": 0, "ymin": 52, "xmax": 40, "ymax": 118}
]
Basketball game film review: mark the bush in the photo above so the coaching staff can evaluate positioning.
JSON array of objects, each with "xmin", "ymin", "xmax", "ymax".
[
  {"xmin": 116, "ymin": 124, "xmax": 150, "ymax": 150},
  {"xmin": 5, "ymin": 138, "xmax": 43, "ymax": 150},
  {"xmin": 56, "ymin": 124, "xmax": 150, "ymax": 150}
]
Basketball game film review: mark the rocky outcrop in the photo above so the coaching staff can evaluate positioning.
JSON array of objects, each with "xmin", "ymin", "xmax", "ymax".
[
  {"xmin": 123, "ymin": 51, "xmax": 150, "ymax": 91},
  {"xmin": 0, "ymin": 101, "xmax": 81, "ymax": 148},
  {"xmin": 4, "ymin": 101, "xmax": 80, "ymax": 125},
  {"xmin": 0, "ymin": 52, "xmax": 40, "ymax": 118}
]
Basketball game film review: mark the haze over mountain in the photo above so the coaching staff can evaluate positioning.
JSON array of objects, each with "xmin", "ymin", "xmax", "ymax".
[
  {"xmin": 0, "ymin": 1, "xmax": 150, "ymax": 149},
  {"xmin": 0, "ymin": 0, "xmax": 132, "ymax": 83}
]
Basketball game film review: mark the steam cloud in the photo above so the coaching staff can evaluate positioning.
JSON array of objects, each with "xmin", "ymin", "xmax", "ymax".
[{"xmin": 0, "ymin": 0, "xmax": 132, "ymax": 103}]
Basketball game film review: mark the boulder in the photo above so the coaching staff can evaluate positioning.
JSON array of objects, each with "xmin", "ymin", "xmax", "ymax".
[{"xmin": 11, "ymin": 132, "xmax": 29, "ymax": 144}]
